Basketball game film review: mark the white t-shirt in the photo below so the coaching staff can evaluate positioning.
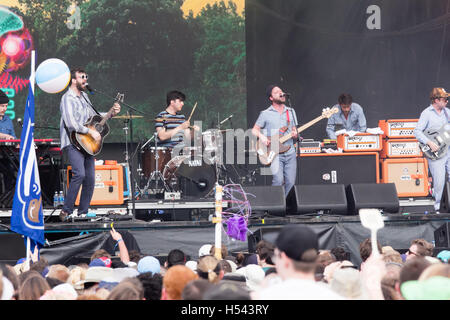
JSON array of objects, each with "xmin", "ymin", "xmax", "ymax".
[{"xmin": 253, "ymin": 278, "xmax": 345, "ymax": 300}]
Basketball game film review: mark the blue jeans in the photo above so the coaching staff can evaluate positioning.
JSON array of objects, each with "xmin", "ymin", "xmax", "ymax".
[
  {"xmin": 428, "ymin": 149, "xmax": 450, "ymax": 210},
  {"xmin": 270, "ymin": 149, "xmax": 297, "ymax": 195},
  {"xmin": 62, "ymin": 145, "xmax": 95, "ymax": 215}
]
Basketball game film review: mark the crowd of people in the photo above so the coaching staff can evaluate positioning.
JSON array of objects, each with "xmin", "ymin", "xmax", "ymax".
[{"xmin": 1, "ymin": 224, "xmax": 449, "ymax": 300}]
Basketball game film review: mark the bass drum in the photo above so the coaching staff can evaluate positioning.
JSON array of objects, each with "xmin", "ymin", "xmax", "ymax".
[
  {"xmin": 141, "ymin": 147, "xmax": 171, "ymax": 178},
  {"xmin": 163, "ymin": 155, "xmax": 216, "ymax": 198}
]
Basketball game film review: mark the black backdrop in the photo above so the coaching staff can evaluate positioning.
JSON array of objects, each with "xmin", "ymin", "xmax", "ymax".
[{"xmin": 246, "ymin": 0, "xmax": 450, "ymax": 140}]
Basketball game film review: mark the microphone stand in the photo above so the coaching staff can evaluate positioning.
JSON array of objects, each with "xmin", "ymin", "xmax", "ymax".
[
  {"xmin": 87, "ymin": 87, "xmax": 149, "ymax": 220},
  {"xmin": 286, "ymin": 95, "xmax": 301, "ymax": 186}
]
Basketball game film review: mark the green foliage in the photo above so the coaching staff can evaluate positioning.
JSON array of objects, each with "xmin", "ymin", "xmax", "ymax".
[{"xmin": 10, "ymin": 0, "xmax": 246, "ymax": 142}]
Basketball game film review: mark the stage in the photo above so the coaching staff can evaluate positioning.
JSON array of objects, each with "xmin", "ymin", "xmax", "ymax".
[{"xmin": 0, "ymin": 195, "xmax": 449, "ymax": 267}]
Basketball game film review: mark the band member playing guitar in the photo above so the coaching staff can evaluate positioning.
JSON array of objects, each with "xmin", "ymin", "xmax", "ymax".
[
  {"xmin": 414, "ymin": 87, "xmax": 450, "ymax": 212},
  {"xmin": 59, "ymin": 68, "xmax": 120, "ymax": 221},
  {"xmin": 252, "ymin": 85, "xmax": 299, "ymax": 195}
]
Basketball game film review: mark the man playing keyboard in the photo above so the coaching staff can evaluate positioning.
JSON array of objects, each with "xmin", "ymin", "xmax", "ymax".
[{"xmin": 0, "ymin": 89, "xmax": 16, "ymax": 140}]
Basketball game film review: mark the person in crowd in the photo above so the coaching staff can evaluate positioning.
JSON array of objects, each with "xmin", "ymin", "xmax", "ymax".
[
  {"xmin": 161, "ymin": 265, "xmax": 198, "ymax": 300},
  {"xmin": 181, "ymin": 279, "xmax": 215, "ymax": 300},
  {"xmin": 107, "ymin": 278, "xmax": 144, "ymax": 300},
  {"xmin": 405, "ymin": 238, "xmax": 434, "ymax": 261},
  {"xmin": 196, "ymin": 255, "xmax": 224, "ymax": 284},
  {"xmin": 137, "ymin": 272, "xmax": 163, "ymax": 300},
  {"xmin": 251, "ymin": 224, "xmax": 343, "ymax": 300}
]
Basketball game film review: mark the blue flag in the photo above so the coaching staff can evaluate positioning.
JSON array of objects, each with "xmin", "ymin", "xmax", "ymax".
[{"xmin": 10, "ymin": 85, "xmax": 44, "ymax": 245}]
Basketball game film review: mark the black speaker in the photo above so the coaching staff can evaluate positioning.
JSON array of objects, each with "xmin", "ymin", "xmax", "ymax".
[
  {"xmin": 0, "ymin": 233, "xmax": 26, "ymax": 264},
  {"xmin": 298, "ymin": 153, "xmax": 379, "ymax": 186},
  {"xmin": 439, "ymin": 181, "xmax": 450, "ymax": 213},
  {"xmin": 286, "ymin": 184, "xmax": 348, "ymax": 215},
  {"xmin": 346, "ymin": 183, "xmax": 399, "ymax": 215},
  {"xmin": 248, "ymin": 227, "xmax": 282, "ymax": 253},
  {"xmin": 434, "ymin": 223, "xmax": 450, "ymax": 247},
  {"xmin": 244, "ymin": 186, "xmax": 286, "ymax": 216}
]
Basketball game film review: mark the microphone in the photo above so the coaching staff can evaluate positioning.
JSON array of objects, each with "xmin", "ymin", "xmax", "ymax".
[
  {"xmin": 17, "ymin": 118, "xmax": 23, "ymax": 127},
  {"xmin": 219, "ymin": 114, "xmax": 233, "ymax": 125},
  {"xmin": 280, "ymin": 93, "xmax": 291, "ymax": 98},
  {"xmin": 85, "ymin": 84, "xmax": 94, "ymax": 94}
]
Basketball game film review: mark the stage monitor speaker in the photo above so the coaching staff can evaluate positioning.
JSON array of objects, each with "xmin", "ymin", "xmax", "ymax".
[
  {"xmin": 247, "ymin": 227, "xmax": 282, "ymax": 253},
  {"xmin": 346, "ymin": 183, "xmax": 399, "ymax": 215},
  {"xmin": 298, "ymin": 152, "xmax": 379, "ymax": 186},
  {"xmin": 286, "ymin": 184, "xmax": 348, "ymax": 215},
  {"xmin": 244, "ymin": 186, "xmax": 286, "ymax": 216},
  {"xmin": 0, "ymin": 233, "xmax": 26, "ymax": 264},
  {"xmin": 434, "ymin": 223, "xmax": 450, "ymax": 248}
]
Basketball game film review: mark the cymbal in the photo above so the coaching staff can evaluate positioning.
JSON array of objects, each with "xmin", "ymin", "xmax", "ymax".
[{"xmin": 113, "ymin": 115, "xmax": 144, "ymax": 119}]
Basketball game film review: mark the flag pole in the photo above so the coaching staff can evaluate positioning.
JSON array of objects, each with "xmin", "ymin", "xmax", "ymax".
[{"xmin": 25, "ymin": 50, "xmax": 36, "ymax": 270}]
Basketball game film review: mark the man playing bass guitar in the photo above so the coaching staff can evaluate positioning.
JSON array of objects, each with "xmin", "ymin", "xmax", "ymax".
[
  {"xmin": 414, "ymin": 87, "xmax": 450, "ymax": 212},
  {"xmin": 59, "ymin": 67, "xmax": 120, "ymax": 221},
  {"xmin": 252, "ymin": 85, "xmax": 299, "ymax": 195}
]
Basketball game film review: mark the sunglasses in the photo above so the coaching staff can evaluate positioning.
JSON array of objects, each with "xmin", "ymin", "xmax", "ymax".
[
  {"xmin": 407, "ymin": 249, "xmax": 419, "ymax": 256},
  {"xmin": 80, "ymin": 74, "xmax": 88, "ymax": 80}
]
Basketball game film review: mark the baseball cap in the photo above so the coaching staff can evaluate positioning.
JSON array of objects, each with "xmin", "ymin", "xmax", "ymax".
[
  {"xmin": 275, "ymin": 225, "xmax": 319, "ymax": 261},
  {"xmin": 89, "ymin": 258, "xmax": 106, "ymax": 268},
  {"xmin": 137, "ymin": 256, "xmax": 161, "ymax": 274}
]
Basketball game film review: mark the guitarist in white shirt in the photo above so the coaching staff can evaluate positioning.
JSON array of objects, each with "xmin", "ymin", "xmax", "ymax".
[
  {"xmin": 414, "ymin": 87, "xmax": 450, "ymax": 212},
  {"xmin": 59, "ymin": 68, "xmax": 120, "ymax": 221},
  {"xmin": 252, "ymin": 85, "xmax": 299, "ymax": 195}
]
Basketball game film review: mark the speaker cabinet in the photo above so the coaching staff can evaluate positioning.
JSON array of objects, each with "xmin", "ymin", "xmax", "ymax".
[
  {"xmin": 67, "ymin": 164, "xmax": 124, "ymax": 205},
  {"xmin": 247, "ymin": 227, "xmax": 282, "ymax": 253},
  {"xmin": 381, "ymin": 158, "xmax": 429, "ymax": 197},
  {"xmin": 286, "ymin": 184, "xmax": 348, "ymax": 215},
  {"xmin": 243, "ymin": 186, "xmax": 286, "ymax": 216},
  {"xmin": 0, "ymin": 233, "xmax": 26, "ymax": 264},
  {"xmin": 346, "ymin": 183, "xmax": 399, "ymax": 215},
  {"xmin": 298, "ymin": 152, "xmax": 379, "ymax": 186},
  {"xmin": 434, "ymin": 223, "xmax": 450, "ymax": 248}
]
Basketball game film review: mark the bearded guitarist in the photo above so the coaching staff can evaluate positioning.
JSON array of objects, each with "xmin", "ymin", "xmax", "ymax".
[
  {"xmin": 59, "ymin": 67, "xmax": 121, "ymax": 221},
  {"xmin": 414, "ymin": 87, "xmax": 450, "ymax": 212},
  {"xmin": 252, "ymin": 85, "xmax": 299, "ymax": 195}
]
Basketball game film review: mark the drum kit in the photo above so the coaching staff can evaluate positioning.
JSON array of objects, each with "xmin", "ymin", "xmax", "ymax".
[{"xmin": 138, "ymin": 128, "xmax": 225, "ymax": 199}]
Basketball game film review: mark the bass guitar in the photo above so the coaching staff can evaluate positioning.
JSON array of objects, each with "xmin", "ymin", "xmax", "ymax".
[
  {"xmin": 70, "ymin": 92, "xmax": 124, "ymax": 156},
  {"xmin": 419, "ymin": 123, "xmax": 450, "ymax": 160},
  {"xmin": 257, "ymin": 107, "xmax": 339, "ymax": 165}
]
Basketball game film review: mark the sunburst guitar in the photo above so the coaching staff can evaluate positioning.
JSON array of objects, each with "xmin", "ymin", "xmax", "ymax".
[
  {"xmin": 257, "ymin": 107, "xmax": 339, "ymax": 165},
  {"xmin": 71, "ymin": 92, "xmax": 124, "ymax": 156}
]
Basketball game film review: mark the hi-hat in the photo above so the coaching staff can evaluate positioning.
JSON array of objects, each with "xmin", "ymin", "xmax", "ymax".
[{"xmin": 113, "ymin": 115, "xmax": 144, "ymax": 119}]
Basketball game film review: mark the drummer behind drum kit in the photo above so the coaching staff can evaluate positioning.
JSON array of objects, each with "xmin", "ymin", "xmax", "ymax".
[{"xmin": 138, "ymin": 114, "xmax": 230, "ymax": 200}]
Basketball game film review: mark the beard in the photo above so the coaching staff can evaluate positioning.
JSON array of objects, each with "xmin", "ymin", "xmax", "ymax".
[
  {"xmin": 272, "ymin": 97, "xmax": 285, "ymax": 105},
  {"xmin": 76, "ymin": 82, "xmax": 86, "ymax": 92}
]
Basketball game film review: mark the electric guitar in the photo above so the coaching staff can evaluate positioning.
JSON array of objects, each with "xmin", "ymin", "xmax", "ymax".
[
  {"xmin": 257, "ymin": 107, "xmax": 339, "ymax": 165},
  {"xmin": 70, "ymin": 92, "xmax": 124, "ymax": 156},
  {"xmin": 419, "ymin": 123, "xmax": 450, "ymax": 160}
]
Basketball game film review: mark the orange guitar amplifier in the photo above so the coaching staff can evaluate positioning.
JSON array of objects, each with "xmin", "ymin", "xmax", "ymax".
[
  {"xmin": 336, "ymin": 133, "xmax": 382, "ymax": 152},
  {"xmin": 378, "ymin": 119, "xmax": 418, "ymax": 138},
  {"xmin": 381, "ymin": 158, "xmax": 429, "ymax": 197},
  {"xmin": 380, "ymin": 138, "xmax": 423, "ymax": 158},
  {"xmin": 67, "ymin": 162, "xmax": 124, "ymax": 205}
]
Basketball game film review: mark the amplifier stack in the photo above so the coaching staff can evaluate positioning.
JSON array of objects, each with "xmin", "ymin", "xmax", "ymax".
[{"xmin": 378, "ymin": 119, "xmax": 429, "ymax": 198}]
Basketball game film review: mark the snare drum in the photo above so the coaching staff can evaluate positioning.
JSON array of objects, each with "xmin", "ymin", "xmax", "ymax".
[{"xmin": 141, "ymin": 147, "xmax": 171, "ymax": 178}]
